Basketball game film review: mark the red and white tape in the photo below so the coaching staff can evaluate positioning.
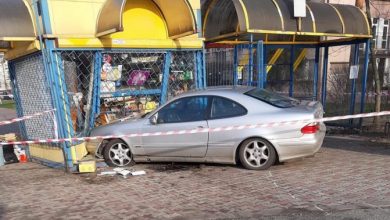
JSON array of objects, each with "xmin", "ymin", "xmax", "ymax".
[
  {"xmin": 1, "ymin": 110, "xmax": 390, "ymax": 146},
  {"xmin": 0, "ymin": 109, "xmax": 56, "ymax": 127}
]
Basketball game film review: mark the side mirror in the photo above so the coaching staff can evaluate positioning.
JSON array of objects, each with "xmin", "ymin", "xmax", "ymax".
[{"xmin": 149, "ymin": 114, "xmax": 158, "ymax": 125}]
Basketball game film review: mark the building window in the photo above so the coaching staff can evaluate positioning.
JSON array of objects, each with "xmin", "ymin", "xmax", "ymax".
[{"xmin": 372, "ymin": 18, "xmax": 389, "ymax": 49}]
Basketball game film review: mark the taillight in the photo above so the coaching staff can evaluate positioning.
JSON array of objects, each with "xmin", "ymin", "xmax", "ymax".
[{"xmin": 301, "ymin": 123, "xmax": 320, "ymax": 134}]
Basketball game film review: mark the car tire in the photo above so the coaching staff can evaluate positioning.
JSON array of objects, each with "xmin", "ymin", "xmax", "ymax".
[
  {"xmin": 239, "ymin": 138, "xmax": 276, "ymax": 170},
  {"xmin": 103, "ymin": 139, "xmax": 134, "ymax": 167}
]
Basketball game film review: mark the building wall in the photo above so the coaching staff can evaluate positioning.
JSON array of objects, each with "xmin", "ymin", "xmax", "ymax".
[{"xmin": 0, "ymin": 53, "xmax": 10, "ymax": 91}]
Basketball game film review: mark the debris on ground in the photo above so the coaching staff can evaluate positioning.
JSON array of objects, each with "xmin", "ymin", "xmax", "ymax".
[{"xmin": 98, "ymin": 167, "xmax": 146, "ymax": 178}]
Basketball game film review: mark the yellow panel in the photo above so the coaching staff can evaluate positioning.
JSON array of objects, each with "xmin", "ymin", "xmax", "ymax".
[
  {"xmin": 71, "ymin": 142, "xmax": 88, "ymax": 163},
  {"xmin": 29, "ymin": 144, "xmax": 64, "ymax": 163},
  {"xmin": 4, "ymin": 41, "xmax": 40, "ymax": 60},
  {"xmin": 105, "ymin": 0, "xmax": 168, "ymax": 40},
  {"xmin": 48, "ymin": 0, "xmax": 105, "ymax": 37},
  {"xmin": 57, "ymin": 38, "xmax": 203, "ymax": 49}
]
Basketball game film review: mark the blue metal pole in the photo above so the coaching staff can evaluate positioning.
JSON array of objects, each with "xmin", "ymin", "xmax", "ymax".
[
  {"xmin": 37, "ymin": 0, "xmax": 74, "ymax": 170},
  {"xmin": 202, "ymin": 47, "xmax": 207, "ymax": 88},
  {"xmin": 289, "ymin": 45, "xmax": 295, "ymax": 97},
  {"xmin": 89, "ymin": 51, "xmax": 102, "ymax": 131},
  {"xmin": 160, "ymin": 51, "xmax": 172, "ymax": 104},
  {"xmin": 257, "ymin": 41, "xmax": 264, "ymax": 88},
  {"xmin": 263, "ymin": 45, "xmax": 268, "ymax": 88},
  {"xmin": 321, "ymin": 47, "xmax": 329, "ymax": 109},
  {"xmin": 313, "ymin": 46, "xmax": 320, "ymax": 101},
  {"xmin": 359, "ymin": 40, "xmax": 371, "ymax": 127},
  {"xmin": 349, "ymin": 44, "xmax": 360, "ymax": 125},
  {"xmin": 233, "ymin": 45, "xmax": 238, "ymax": 86},
  {"xmin": 248, "ymin": 34, "xmax": 254, "ymax": 86}
]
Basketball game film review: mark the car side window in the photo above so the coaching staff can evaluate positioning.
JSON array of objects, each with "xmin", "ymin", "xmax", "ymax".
[
  {"xmin": 210, "ymin": 96, "xmax": 247, "ymax": 119},
  {"xmin": 156, "ymin": 96, "xmax": 209, "ymax": 124}
]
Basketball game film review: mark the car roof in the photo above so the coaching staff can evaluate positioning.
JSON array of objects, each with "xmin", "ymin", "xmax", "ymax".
[{"xmin": 178, "ymin": 86, "xmax": 254, "ymax": 98}]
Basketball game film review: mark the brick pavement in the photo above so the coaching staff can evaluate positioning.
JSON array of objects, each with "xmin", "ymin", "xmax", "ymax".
[{"xmin": 0, "ymin": 136, "xmax": 390, "ymax": 219}]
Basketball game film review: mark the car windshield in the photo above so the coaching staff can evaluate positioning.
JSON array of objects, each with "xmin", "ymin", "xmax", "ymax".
[{"xmin": 245, "ymin": 88, "xmax": 300, "ymax": 108}]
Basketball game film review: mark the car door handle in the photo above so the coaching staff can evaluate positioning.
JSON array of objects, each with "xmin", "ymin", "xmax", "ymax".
[{"xmin": 197, "ymin": 126, "xmax": 205, "ymax": 129}]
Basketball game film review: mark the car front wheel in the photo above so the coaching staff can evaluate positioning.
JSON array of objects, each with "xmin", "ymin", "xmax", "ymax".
[
  {"xmin": 103, "ymin": 139, "xmax": 134, "ymax": 167},
  {"xmin": 239, "ymin": 138, "xmax": 276, "ymax": 170}
]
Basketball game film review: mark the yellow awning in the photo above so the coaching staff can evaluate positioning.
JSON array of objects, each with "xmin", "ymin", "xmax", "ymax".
[
  {"xmin": 96, "ymin": 0, "xmax": 197, "ymax": 39},
  {"xmin": 203, "ymin": 0, "xmax": 371, "ymax": 43},
  {"xmin": 0, "ymin": 0, "xmax": 36, "ymax": 41}
]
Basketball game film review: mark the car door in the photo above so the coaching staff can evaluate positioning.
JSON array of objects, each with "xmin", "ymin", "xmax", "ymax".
[
  {"xmin": 207, "ymin": 96, "xmax": 248, "ymax": 154},
  {"xmin": 141, "ymin": 96, "xmax": 209, "ymax": 157}
]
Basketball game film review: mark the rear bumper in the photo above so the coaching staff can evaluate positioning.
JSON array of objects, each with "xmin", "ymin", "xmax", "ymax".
[{"xmin": 270, "ymin": 123, "xmax": 326, "ymax": 162}]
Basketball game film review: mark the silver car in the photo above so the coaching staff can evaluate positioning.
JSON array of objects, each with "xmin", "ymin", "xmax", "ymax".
[{"xmin": 88, "ymin": 87, "xmax": 326, "ymax": 170}]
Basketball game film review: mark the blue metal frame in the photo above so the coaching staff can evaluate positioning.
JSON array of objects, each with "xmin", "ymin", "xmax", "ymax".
[
  {"xmin": 349, "ymin": 43, "xmax": 360, "ymax": 117},
  {"xmin": 233, "ymin": 45, "xmax": 238, "ymax": 86},
  {"xmin": 257, "ymin": 41, "xmax": 265, "ymax": 88},
  {"xmin": 248, "ymin": 34, "xmax": 254, "ymax": 86},
  {"xmin": 8, "ymin": 61, "xmax": 29, "ymax": 158},
  {"xmin": 36, "ymin": 0, "xmax": 74, "ymax": 169},
  {"xmin": 321, "ymin": 47, "xmax": 329, "ymax": 109},
  {"xmin": 289, "ymin": 45, "xmax": 295, "ymax": 97},
  {"xmin": 313, "ymin": 46, "xmax": 320, "ymax": 100},
  {"xmin": 360, "ymin": 39, "xmax": 371, "ymax": 126},
  {"xmin": 160, "ymin": 51, "xmax": 172, "ymax": 103},
  {"xmin": 88, "ymin": 52, "xmax": 103, "ymax": 132}
]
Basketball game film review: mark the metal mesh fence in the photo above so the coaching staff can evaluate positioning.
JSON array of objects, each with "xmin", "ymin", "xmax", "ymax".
[
  {"xmin": 205, "ymin": 45, "xmax": 316, "ymax": 100},
  {"xmin": 11, "ymin": 53, "xmax": 57, "ymax": 141},
  {"xmin": 55, "ymin": 49, "xmax": 199, "ymax": 136}
]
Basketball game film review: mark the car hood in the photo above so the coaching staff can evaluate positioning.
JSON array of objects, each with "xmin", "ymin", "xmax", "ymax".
[{"xmin": 89, "ymin": 118, "xmax": 145, "ymax": 137}]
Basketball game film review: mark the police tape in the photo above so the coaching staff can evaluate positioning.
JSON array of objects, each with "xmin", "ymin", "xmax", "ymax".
[
  {"xmin": 0, "ymin": 109, "xmax": 57, "ymax": 127},
  {"xmin": 1, "ymin": 110, "xmax": 390, "ymax": 146}
]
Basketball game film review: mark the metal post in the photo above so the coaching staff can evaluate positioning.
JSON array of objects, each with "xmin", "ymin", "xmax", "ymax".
[
  {"xmin": 161, "ymin": 51, "xmax": 172, "ymax": 104},
  {"xmin": 263, "ymin": 45, "xmax": 268, "ymax": 88},
  {"xmin": 257, "ymin": 41, "xmax": 264, "ymax": 88},
  {"xmin": 248, "ymin": 34, "xmax": 254, "ymax": 86},
  {"xmin": 0, "ymin": 146, "xmax": 4, "ymax": 166},
  {"xmin": 289, "ymin": 45, "xmax": 295, "ymax": 97},
  {"xmin": 202, "ymin": 47, "xmax": 207, "ymax": 88},
  {"xmin": 34, "ymin": 0, "xmax": 74, "ymax": 170},
  {"xmin": 233, "ymin": 45, "xmax": 238, "ymax": 86},
  {"xmin": 360, "ymin": 40, "xmax": 370, "ymax": 127},
  {"xmin": 349, "ymin": 43, "xmax": 360, "ymax": 125},
  {"xmin": 321, "ymin": 47, "xmax": 329, "ymax": 109},
  {"xmin": 313, "ymin": 46, "xmax": 320, "ymax": 101}
]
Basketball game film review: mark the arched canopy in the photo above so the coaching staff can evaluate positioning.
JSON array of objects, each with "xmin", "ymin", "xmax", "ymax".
[
  {"xmin": 0, "ymin": 0, "xmax": 36, "ymax": 41},
  {"xmin": 97, "ymin": 0, "xmax": 197, "ymax": 39},
  {"xmin": 203, "ymin": 0, "xmax": 371, "ymax": 43}
]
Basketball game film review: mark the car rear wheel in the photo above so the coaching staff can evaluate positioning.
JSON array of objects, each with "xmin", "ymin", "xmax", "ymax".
[
  {"xmin": 239, "ymin": 138, "xmax": 276, "ymax": 170},
  {"xmin": 103, "ymin": 139, "xmax": 134, "ymax": 167}
]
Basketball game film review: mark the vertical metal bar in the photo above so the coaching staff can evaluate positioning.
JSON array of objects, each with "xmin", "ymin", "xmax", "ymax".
[
  {"xmin": 89, "ymin": 51, "xmax": 102, "ymax": 131},
  {"xmin": 313, "ymin": 46, "xmax": 320, "ymax": 101},
  {"xmin": 233, "ymin": 45, "xmax": 238, "ymax": 86},
  {"xmin": 202, "ymin": 48, "xmax": 207, "ymax": 88},
  {"xmin": 289, "ymin": 45, "xmax": 295, "ymax": 97},
  {"xmin": 359, "ymin": 40, "xmax": 370, "ymax": 127},
  {"xmin": 263, "ymin": 45, "xmax": 268, "ymax": 88},
  {"xmin": 350, "ymin": 44, "xmax": 359, "ymax": 118},
  {"xmin": 249, "ymin": 34, "xmax": 254, "ymax": 86},
  {"xmin": 161, "ymin": 51, "xmax": 172, "ymax": 104},
  {"xmin": 321, "ymin": 47, "xmax": 329, "ymax": 109},
  {"xmin": 257, "ymin": 41, "xmax": 264, "ymax": 88},
  {"xmin": 194, "ymin": 51, "xmax": 200, "ymax": 88}
]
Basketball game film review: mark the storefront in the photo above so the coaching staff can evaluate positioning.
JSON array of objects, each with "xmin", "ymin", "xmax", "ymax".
[{"xmin": 0, "ymin": 0, "xmax": 204, "ymax": 170}]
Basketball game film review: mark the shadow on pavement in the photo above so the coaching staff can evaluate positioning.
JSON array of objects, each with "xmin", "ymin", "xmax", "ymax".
[{"xmin": 323, "ymin": 136, "xmax": 390, "ymax": 156}]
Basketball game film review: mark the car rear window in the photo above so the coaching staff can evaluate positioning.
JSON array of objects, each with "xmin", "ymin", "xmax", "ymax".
[{"xmin": 245, "ymin": 88, "xmax": 299, "ymax": 108}]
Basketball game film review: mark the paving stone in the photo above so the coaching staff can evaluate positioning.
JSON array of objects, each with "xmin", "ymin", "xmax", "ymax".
[{"xmin": 0, "ymin": 136, "xmax": 389, "ymax": 219}]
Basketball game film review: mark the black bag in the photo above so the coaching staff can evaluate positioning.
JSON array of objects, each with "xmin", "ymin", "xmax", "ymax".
[{"xmin": 2, "ymin": 145, "xmax": 19, "ymax": 164}]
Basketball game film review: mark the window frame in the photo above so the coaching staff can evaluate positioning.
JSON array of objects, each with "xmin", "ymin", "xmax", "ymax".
[
  {"xmin": 154, "ymin": 95, "xmax": 211, "ymax": 124},
  {"xmin": 208, "ymin": 96, "xmax": 248, "ymax": 120}
]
